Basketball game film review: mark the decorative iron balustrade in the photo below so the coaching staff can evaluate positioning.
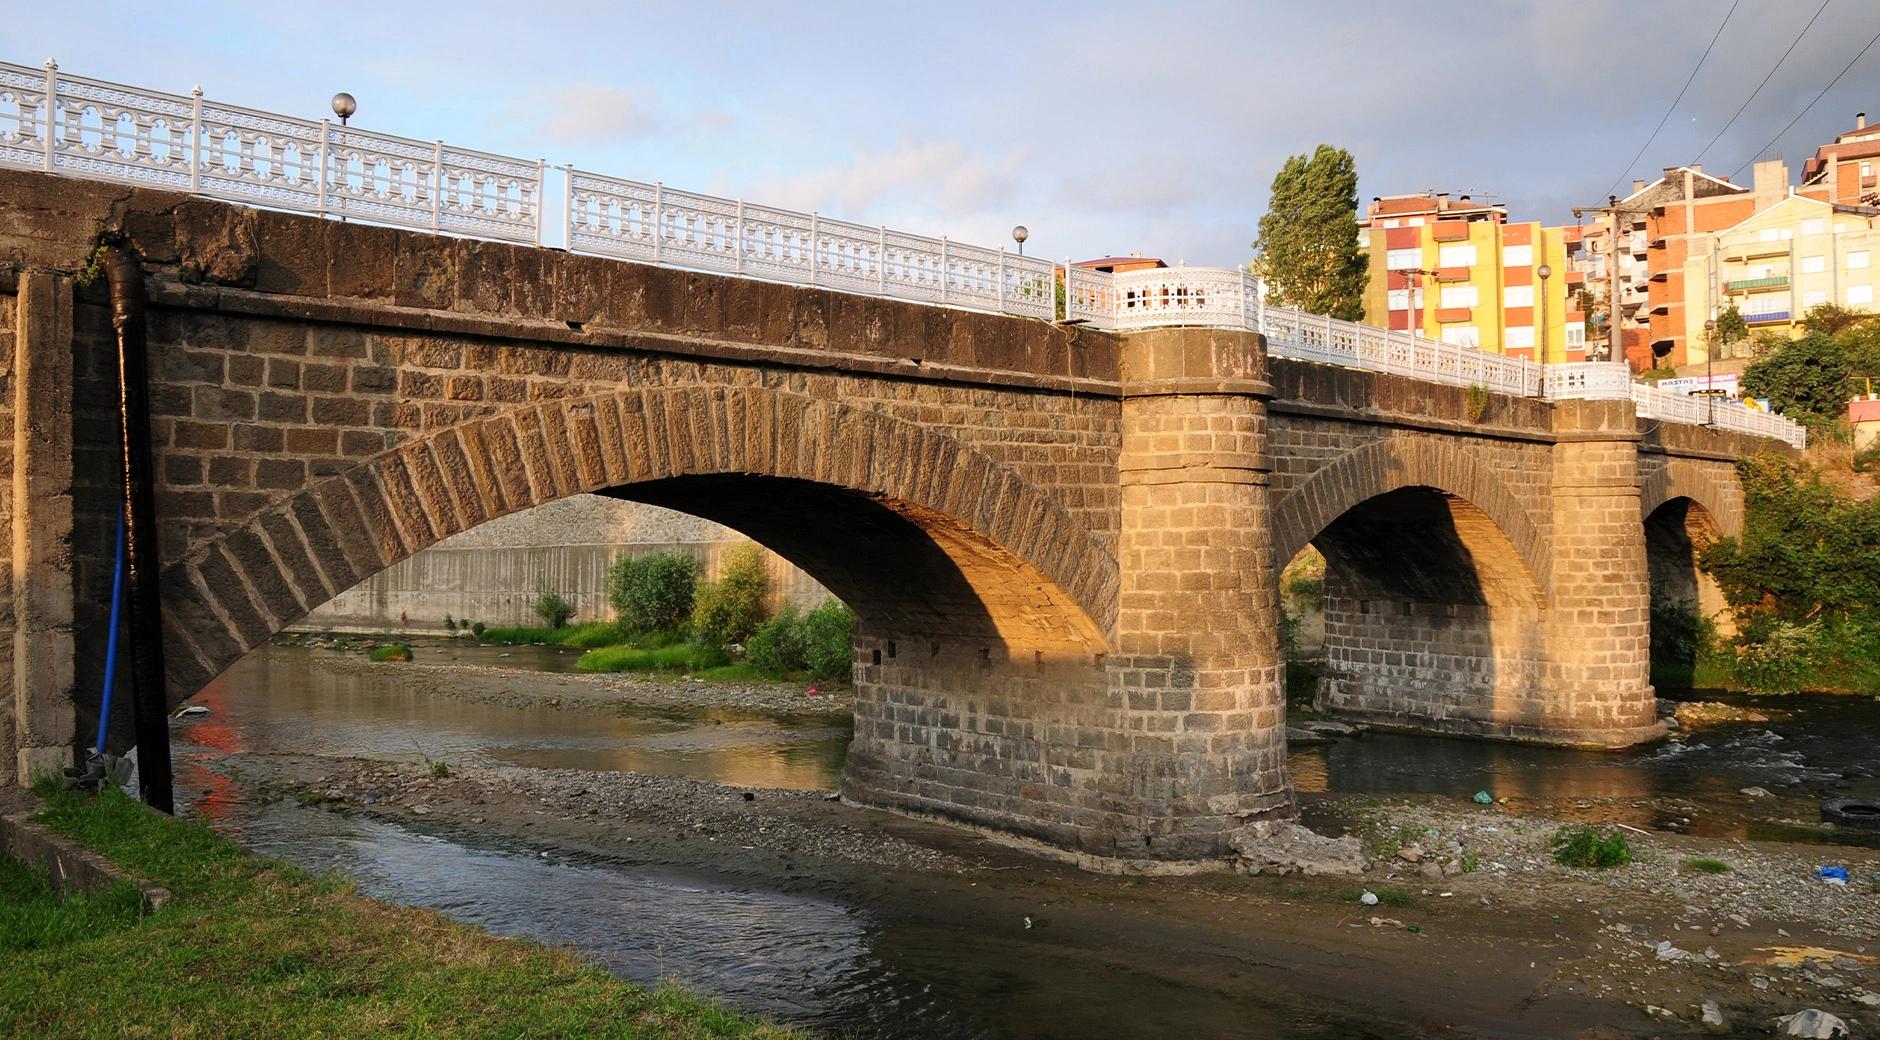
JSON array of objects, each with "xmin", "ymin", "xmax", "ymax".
[{"xmin": 0, "ymin": 58, "xmax": 1807, "ymax": 449}]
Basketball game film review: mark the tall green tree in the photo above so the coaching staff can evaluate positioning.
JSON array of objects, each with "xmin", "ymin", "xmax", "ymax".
[
  {"xmin": 1739, "ymin": 332, "xmax": 1851, "ymax": 433},
  {"xmin": 1252, "ymin": 145, "xmax": 1367, "ymax": 321}
]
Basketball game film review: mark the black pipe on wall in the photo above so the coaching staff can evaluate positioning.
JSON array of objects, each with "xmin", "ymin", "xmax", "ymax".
[{"xmin": 100, "ymin": 242, "xmax": 174, "ymax": 813}]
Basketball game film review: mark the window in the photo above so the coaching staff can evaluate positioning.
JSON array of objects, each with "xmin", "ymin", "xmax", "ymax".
[
  {"xmin": 1440, "ymin": 325, "xmax": 1479, "ymax": 347},
  {"xmin": 1503, "ymin": 284, "xmax": 1534, "ymax": 308},
  {"xmin": 1407, "ymin": 217, "xmax": 1425, "ymax": 227},
  {"xmin": 1801, "ymin": 218, "xmax": 1825, "ymax": 236},
  {"xmin": 1439, "ymin": 284, "xmax": 1479, "ymax": 308},
  {"xmin": 1386, "ymin": 248, "xmax": 1422, "ymax": 270},
  {"xmin": 1851, "ymin": 251, "xmax": 1871, "ymax": 269},
  {"xmin": 1804, "ymin": 290, "xmax": 1828, "ymax": 307},
  {"xmin": 1505, "ymin": 326, "xmax": 1536, "ymax": 349},
  {"xmin": 1565, "ymin": 324, "xmax": 1586, "ymax": 348},
  {"xmin": 1438, "ymin": 243, "xmax": 1477, "ymax": 267},
  {"xmin": 1382, "ymin": 219, "xmax": 1400, "ymax": 228},
  {"xmin": 1801, "ymin": 255, "xmax": 1826, "ymax": 274},
  {"xmin": 1849, "ymin": 284, "xmax": 1874, "ymax": 306},
  {"xmin": 1502, "ymin": 244, "xmax": 1533, "ymax": 267},
  {"xmin": 1387, "ymin": 288, "xmax": 1424, "ymax": 310},
  {"xmin": 1863, "ymin": 161, "xmax": 1873, "ymax": 177}
]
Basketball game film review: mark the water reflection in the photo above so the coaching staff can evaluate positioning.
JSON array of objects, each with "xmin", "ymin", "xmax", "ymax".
[{"xmin": 185, "ymin": 647, "xmax": 849, "ymax": 793}]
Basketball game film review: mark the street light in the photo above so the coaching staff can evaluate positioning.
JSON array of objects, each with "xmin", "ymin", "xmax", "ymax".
[
  {"xmin": 1703, "ymin": 318, "xmax": 1717, "ymax": 428},
  {"xmin": 331, "ymin": 92, "xmax": 357, "ymax": 126},
  {"xmin": 1536, "ymin": 263, "xmax": 1553, "ymax": 366},
  {"xmin": 1011, "ymin": 225, "xmax": 1029, "ymax": 256}
]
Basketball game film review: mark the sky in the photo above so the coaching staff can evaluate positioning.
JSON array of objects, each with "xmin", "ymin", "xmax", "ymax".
[{"xmin": 10, "ymin": 1, "xmax": 1880, "ymax": 268}]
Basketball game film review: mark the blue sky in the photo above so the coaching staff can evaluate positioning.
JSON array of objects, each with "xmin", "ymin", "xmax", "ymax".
[{"xmin": 10, "ymin": 1, "xmax": 1880, "ymax": 266}]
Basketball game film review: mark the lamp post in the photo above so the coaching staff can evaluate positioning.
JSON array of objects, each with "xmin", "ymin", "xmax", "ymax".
[
  {"xmin": 331, "ymin": 92, "xmax": 356, "ymax": 126},
  {"xmin": 1536, "ymin": 263, "xmax": 1553, "ymax": 364},
  {"xmin": 1703, "ymin": 317, "xmax": 1717, "ymax": 427},
  {"xmin": 1011, "ymin": 225, "xmax": 1029, "ymax": 256}
]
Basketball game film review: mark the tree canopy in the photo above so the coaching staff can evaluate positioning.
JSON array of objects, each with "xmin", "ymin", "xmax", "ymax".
[{"xmin": 1252, "ymin": 145, "xmax": 1367, "ymax": 321}]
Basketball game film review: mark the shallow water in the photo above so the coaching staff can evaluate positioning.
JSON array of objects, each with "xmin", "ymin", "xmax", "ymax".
[
  {"xmin": 168, "ymin": 647, "xmax": 1879, "ymax": 1036},
  {"xmin": 1288, "ymin": 690, "xmax": 1880, "ymax": 845}
]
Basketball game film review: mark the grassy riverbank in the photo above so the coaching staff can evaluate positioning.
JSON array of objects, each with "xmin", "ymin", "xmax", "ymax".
[{"xmin": 0, "ymin": 786, "xmax": 795, "ymax": 1039}]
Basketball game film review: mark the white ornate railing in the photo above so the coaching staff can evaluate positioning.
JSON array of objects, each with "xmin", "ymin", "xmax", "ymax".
[
  {"xmin": 566, "ymin": 169, "xmax": 1057, "ymax": 320},
  {"xmin": 0, "ymin": 60, "xmax": 543, "ymax": 243},
  {"xmin": 1632, "ymin": 382, "xmax": 1806, "ymax": 448},
  {"xmin": 0, "ymin": 58, "xmax": 1807, "ymax": 449}
]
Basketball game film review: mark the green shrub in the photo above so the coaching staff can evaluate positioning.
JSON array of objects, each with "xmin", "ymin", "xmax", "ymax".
[
  {"xmin": 798, "ymin": 601, "xmax": 855, "ymax": 681},
  {"xmin": 1683, "ymin": 857, "xmax": 1731, "ymax": 874},
  {"xmin": 691, "ymin": 544, "xmax": 769, "ymax": 648},
  {"xmin": 470, "ymin": 621, "xmax": 485, "ymax": 638},
  {"xmin": 745, "ymin": 605, "xmax": 807, "ymax": 677},
  {"xmin": 1854, "ymin": 440, "xmax": 1880, "ymax": 475},
  {"xmin": 607, "ymin": 552, "xmax": 699, "ymax": 636},
  {"xmin": 443, "ymin": 614, "xmax": 456, "ymax": 631},
  {"xmin": 530, "ymin": 586, "xmax": 574, "ymax": 630},
  {"xmin": 368, "ymin": 644, "xmax": 412, "ymax": 663},
  {"xmin": 1729, "ymin": 617, "xmax": 1823, "ymax": 695},
  {"xmin": 1550, "ymin": 826, "xmax": 1632, "ymax": 869}
]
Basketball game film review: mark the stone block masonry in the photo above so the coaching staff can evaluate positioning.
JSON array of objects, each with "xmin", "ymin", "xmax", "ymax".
[{"xmin": 0, "ymin": 166, "xmax": 1784, "ymax": 861}]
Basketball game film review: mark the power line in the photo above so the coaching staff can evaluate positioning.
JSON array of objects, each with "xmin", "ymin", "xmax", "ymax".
[
  {"xmin": 1730, "ymin": 23, "xmax": 1880, "ymax": 178},
  {"xmin": 1693, "ymin": 0, "xmax": 1833, "ymax": 165},
  {"xmin": 1603, "ymin": 0, "xmax": 1740, "ymax": 199}
]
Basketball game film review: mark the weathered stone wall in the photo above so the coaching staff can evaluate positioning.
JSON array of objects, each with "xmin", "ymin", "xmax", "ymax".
[{"xmin": 0, "ymin": 282, "xmax": 17, "ymax": 774}]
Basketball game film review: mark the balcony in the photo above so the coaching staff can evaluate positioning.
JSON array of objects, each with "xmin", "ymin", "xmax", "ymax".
[
  {"xmin": 1726, "ymin": 242, "xmax": 1790, "ymax": 261},
  {"xmin": 1435, "ymin": 266, "xmax": 1471, "ymax": 282},
  {"xmin": 1435, "ymin": 307, "xmax": 1473, "ymax": 323},
  {"xmin": 1744, "ymin": 310, "xmax": 1791, "ymax": 325},
  {"xmin": 1725, "ymin": 275, "xmax": 1789, "ymax": 293},
  {"xmin": 1432, "ymin": 220, "xmax": 1471, "ymax": 242}
]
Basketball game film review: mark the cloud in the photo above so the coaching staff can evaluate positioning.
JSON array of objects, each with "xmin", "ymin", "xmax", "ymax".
[
  {"xmin": 529, "ymin": 84, "xmax": 734, "ymax": 144},
  {"xmin": 755, "ymin": 138, "xmax": 1029, "ymax": 220}
]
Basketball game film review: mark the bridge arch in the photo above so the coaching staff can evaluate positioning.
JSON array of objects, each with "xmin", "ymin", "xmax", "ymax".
[
  {"xmin": 155, "ymin": 383, "xmax": 1119, "ymax": 701},
  {"xmin": 1640, "ymin": 459, "xmax": 1742, "ymax": 659},
  {"xmin": 1271, "ymin": 437, "xmax": 1550, "ymax": 589},
  {"xmin": 1273, "ymin": 438, "xmax": 1553, "ymax": 736}
]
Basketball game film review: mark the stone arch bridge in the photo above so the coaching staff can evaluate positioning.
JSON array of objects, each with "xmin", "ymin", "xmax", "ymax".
[{"xmin": 0, "ymin": 171, "xmax": 1783, "ymax": 862}]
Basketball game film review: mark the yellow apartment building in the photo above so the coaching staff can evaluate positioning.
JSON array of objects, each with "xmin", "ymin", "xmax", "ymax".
[{"xmin": 1361, "ymin": 193, "xmax": 1587, "ymax": 363}]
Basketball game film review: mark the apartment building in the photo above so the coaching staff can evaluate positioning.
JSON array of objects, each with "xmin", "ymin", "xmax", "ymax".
[
  {"xmin": 1360, "ymin": 193, "xmax": 1586, "ymax": 362},
  {"xmin": 1800, "ymin": 112, "xmax": 1880, "ymax": 207},
  {"xmin": 1680, "ymin": 194, "xmax": 1880, "ymax": 344}
]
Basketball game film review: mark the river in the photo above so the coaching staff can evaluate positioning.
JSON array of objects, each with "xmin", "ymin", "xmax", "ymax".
[{"xmin": 168, "ymin": 645, "xmax": 1880, "ymax": 1038}]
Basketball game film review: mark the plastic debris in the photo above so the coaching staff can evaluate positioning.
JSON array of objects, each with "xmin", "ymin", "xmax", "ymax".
[
  {"xmin": 1472, "ymin": 790, "xmax": 1493, "ymax": 804},
  {"xmin": 172, "ymin": 705, "xmax": 210, "ymax": 718},
  {"xmin": 1359, "ymin": 890, "xmax": 1379, "ymax": 906},
  {"xmin": 1816, "ymin": 865, "xmax": 1851, "ymax": 885}
]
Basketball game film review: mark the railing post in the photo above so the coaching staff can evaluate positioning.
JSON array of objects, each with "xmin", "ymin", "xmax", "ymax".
[
  {"xmin": 431, "ymin": 140, "xmax": 444, "ymax": 232},
  {"xmin": 997, "ymin": 247, "xmax": 1006, "ymax": 312},
  {"xmin": 188, "ymin": 85, "xmax": 202, "ymax": 192},
  {"xmin": 41, "ymin": 59, "xmax": 56, "ymax": 172},
  {"xmin": 734, "ymin": 198, "xmax": 745, "ymax": 274},
  {"xmin": 939, "ymin": 235, "xmax": 949, "ymax": 304},
  {"xmin": 808, "ymin": 211, "xmax": 819, "ymax": 285},
  {"xmin": 532, "ymin": 158, "xmax": 544, "ymax": 247},
  {"xmin": 562, "ymin": 164, "xmax": 576, "ymax": 249},
  {"xmin": 651, "ymin": 181, "xmax": 663, "ymax": 262},
  {"xmin": 877, "ymin": 226, "xmax": 887, "ymax": 296},
  {"xmin": 316, "ymin": 117, "xmax": 329, "ymax": 218}
]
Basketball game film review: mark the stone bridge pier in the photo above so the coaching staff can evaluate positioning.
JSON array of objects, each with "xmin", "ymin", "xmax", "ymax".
[{"xmin": 0, "ymin": 169, "xmax": 1784, "ymax": 864}]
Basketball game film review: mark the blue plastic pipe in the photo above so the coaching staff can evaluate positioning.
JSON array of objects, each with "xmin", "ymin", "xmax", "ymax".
[{"xmin": 94, "ymin": 509, "xmax": 128, "ymax": 753}]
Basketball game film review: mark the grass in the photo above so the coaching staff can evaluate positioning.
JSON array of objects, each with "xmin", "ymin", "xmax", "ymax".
[
  {"xmin": 474, "ymin": 621, "xmax": 628, "ymax": 649},
  {"xmin": 1550, "ymin": 826, "xmax": 1633, "ymax": 870},
  {"xmin": 577, "ymin": 642, "xmax": 733, "ymax": 675},
  {"xmin": 1683, "ymin": 857, "xmax": 1732, "ymax": 874},
  {"xmin": 367, "ymin": 643, "xmax": 412, "ymax": 663},
  {"xmin": 1, "ymin": 785, "xmax": 795, "ymax": 1038}
]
